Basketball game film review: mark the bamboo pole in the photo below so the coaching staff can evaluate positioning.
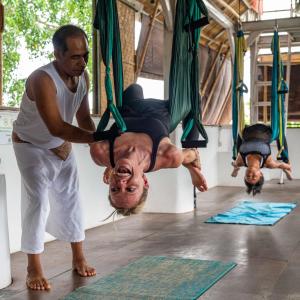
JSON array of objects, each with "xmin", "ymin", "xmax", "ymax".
[
  {"xmin": 211, "ymin": 79, "xmax": 232, "ymax": 124},
  {"xmin": 0, "ymin": 1, "xmax": 4, "ymax": 106},
  {"xmin": 216, "ymin": 89, "xmax": 232, "ymax": 124},
  {"xmin": 263, "ymin": 65, "xmax": 267, "ymax": 123},
  {"xmin": 213, "ymin": 0, "xmax": 240, "ymax": 19},
  {"xmin": 202, "ymin": 51, "xmax": 229, "ymax": 117},
  {"xmin": 200, "ymin": 44, "xmax": 224, "ymax": 96},
  {"xmin": 92, "ymin": 0, "xmax": 100, "ymax": 114},
  {"xmin": 135, "ymin": 0, "xmax": 160, "ymax": 80}
]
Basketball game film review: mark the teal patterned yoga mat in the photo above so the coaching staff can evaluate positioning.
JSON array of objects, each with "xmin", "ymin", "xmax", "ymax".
[
  {"xmin": 206, "ymin": 201, "xmax": 297, "ymax": 225},
  {"xmin": 63, "ymin": 256, "xmax": 236, "ymax": 300}
]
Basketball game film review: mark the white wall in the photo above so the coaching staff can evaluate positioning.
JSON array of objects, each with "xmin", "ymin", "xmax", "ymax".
[{"xmin": 1, "ymin": 110, "xmax": 300, "ymax": 253}]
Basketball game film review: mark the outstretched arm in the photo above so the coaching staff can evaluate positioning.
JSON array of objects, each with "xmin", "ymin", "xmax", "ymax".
[{"xmin": 231, "ymin": 154, "xmax": 244, "ymax": 177}]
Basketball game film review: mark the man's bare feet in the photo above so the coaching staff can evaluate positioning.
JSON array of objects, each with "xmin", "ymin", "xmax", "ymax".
[
  {"xmin": 71, "ymin": 241, "xmax": 96, "ymax": 277},
  {"xmin": 72, "ymin": 259, "xmax": 96, "ymax": 277},
  {"xmin": 26, "ymin": 254, "xmax": 51, "ymax": 291}
]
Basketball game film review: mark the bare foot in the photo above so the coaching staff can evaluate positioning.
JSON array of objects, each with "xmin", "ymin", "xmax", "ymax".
[
  {"xmin": 283, "ymin": 169, "xmax": 293, "ymax": 180},
  {"xmin": 188, "ymin": 166, "xmax": 208, "ymax": 192},
  {"xmin": 26, "ymin": 254, "xmax": 51, "ymax": 291},
  {"xmin": 73, "ymin": 259, "xmax": 96, "ymax": 277},
  {"xmin": 26, "ymin": 269, "xmax": 51, "ymax": 291}
]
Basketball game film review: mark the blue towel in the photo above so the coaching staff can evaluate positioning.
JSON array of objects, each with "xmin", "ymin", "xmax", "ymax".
[{"xmin": 206, "ymin": 201, "xmax": 296, "ymax": 226}]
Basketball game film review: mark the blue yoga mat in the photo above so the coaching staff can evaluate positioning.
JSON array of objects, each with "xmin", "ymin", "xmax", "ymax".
[
  {"xmin": 63, "ymin": 256, "xmax": 236, "ymax": 300},
  {"xmin": 206, "ymin": 201, "xmax": 296, "ymax": 226}
]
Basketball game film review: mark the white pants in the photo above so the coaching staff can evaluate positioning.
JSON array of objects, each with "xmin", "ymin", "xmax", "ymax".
[{"xmin": 13, "ymin": 143, "xmax": 85, "ymax": 254}]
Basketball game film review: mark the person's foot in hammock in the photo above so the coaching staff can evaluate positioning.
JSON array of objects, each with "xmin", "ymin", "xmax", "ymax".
[{"xmin": 187, "ymin": 165, "xmax": 208, "ymax": 192}]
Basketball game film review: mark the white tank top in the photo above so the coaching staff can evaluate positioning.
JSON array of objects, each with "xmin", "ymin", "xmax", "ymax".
[{"xmin": 13, "ymin": 62, "xmax": 87, "ymax": 149}]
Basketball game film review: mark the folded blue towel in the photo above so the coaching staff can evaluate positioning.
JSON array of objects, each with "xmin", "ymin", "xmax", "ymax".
[{"xmin": 205, "ymin": 201, "xmax": 297, "ymax": 226}]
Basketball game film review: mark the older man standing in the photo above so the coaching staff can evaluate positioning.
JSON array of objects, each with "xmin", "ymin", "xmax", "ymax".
[{"xmin": 13, "ymin": 25, "xmax": 97, "ymax": 291}]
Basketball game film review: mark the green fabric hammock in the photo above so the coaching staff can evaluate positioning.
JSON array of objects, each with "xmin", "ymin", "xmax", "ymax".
[
  {"xmin": 94, "ymin": 0, "xmax": 126, "ymax": 133},
  {"xmin": 232, "ymin": 29, "xmax": 248, "ymax": 160},
  {"xmin": 169, "ymin": 0, "xmax": 208, "ymax": 146},
  {"xmin": 271, "ymin": 30, "xmax": 289, "ymax": 162},
  {"xmin": 232, "ymin": 29, "xmax": 289, "ymax": 162},
  {"xmin": 94, "ymin": 0, "xmax": 208, "ymax": 146}
]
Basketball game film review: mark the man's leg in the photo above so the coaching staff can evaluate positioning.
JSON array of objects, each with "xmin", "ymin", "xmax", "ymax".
[
  {"xmin": 13, "ymin": 143, "xmax": 53, "ymax": 290},
  {"xmin": 71, "ymin": 242, "xmax": 96, "ymax": 277},
  {"xmin": 46, "ymin": 152, "xmax": 96, "ymax": 277}
]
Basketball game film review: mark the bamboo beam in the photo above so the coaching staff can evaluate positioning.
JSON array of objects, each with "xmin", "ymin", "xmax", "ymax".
[
  {"xmin": 202, "ymin": 51, "xmax": 229, "ymax": 117},
  {"xmin": 201, "ymin": 44, "xmax": 224, "ymax": 96},
  {"xmin": 0, "ymin": 0, "xmax": 3, "ymax": 106},
  {"xmin": 208, "ymin": 29, "xmax": 225, "ymax": 47},
  {"xmin": 209, "ymin": 86, "xmax": 229, "ymax": 124},
  {"xmin": 160, "ymin": 0, "xmax": 173, "ymax": 31},
  {"xmin": 216, "ymin": 88, "xmax": 232, "ymax": 124},
  {"xmin": 135, "ymin": 0, "xmax": 160, "ymax": 79},
  {"xmin": 213, "ymin": 0, "xmax": 240, "ymax": 19}
]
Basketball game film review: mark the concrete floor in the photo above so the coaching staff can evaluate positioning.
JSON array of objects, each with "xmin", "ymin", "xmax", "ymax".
[{"xmin": 1, "ymin": 180, "xmax": 300, "ymax": 300}]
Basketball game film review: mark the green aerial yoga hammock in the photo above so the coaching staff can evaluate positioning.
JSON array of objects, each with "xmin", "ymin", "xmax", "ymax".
[
  {"xmin": 93, "ymin": 0, "xmax": 209, "ymax": 147},
  {"xmin": 271, "ymin": 29, "xmax": 289, "ymax": 162},
  {"xmin": 232, "ymin": 29, "xmax": 248, "ymax": 160},
  {"xmin": 232, "ymin": 28, "xmax": 289, "ymax": 162}
]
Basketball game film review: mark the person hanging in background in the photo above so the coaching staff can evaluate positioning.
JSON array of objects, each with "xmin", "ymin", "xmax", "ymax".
[{"xmin": 231, "ymin": 123, "xmax": 292, "ymax": 195}]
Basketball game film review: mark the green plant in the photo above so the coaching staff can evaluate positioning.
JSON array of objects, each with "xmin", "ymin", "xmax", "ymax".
[{"xmin": 3, "ymin": 0, "xmax": 93, "ymax": 106}]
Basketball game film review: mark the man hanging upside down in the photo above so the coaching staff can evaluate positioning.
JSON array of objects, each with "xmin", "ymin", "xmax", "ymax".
[
  {"xmin": 90, "ymin": 84, "xmax": 208, "ymax": 216},
  {"xmin": 231, "ymin": 123, "xmax": 292, "ymax": 195}
]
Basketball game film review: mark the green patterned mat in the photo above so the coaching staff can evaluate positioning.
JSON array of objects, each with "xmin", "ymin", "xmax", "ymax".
[{"xmin": 63, "ymin": 256, "xmax": 236, "ymax": 300}]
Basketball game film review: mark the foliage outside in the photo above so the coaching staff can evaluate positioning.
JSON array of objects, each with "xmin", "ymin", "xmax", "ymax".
[{"xmin": 3, "ymin": 0, "xmax": 93, "ymax": 107}]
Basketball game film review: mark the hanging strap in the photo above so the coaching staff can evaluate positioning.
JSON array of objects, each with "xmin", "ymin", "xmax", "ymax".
[
  {"xmin": 94, "ymin": 0, "xmax": 127, "ymax": 133},
  {"xmin": 168, "ymin": 0, "xmax": 209, "ymax": 148},
  {"xmin": 271, "ymin": 30, "xmax": 289, "ymax": 162},
  {"xmin": 232, "ymin": 29, "xmax": 248, "ymax": 160}
]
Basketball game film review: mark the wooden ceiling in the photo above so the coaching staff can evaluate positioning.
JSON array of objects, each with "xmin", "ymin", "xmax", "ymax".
[{"xmin": 137, "ymin": 0, "xmax": 251, "ymax": 54}]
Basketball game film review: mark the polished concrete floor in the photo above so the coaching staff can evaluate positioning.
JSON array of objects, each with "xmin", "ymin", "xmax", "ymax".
[{"xmin": 1, "ymin": 180, "xmax": 300, "ymax": 300}]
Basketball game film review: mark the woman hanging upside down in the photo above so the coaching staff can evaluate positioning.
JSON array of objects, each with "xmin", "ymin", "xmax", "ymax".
[
  {"xmin": 231, "ymin": 123, "xmax": 292, "ymax": 195},
  {"xmin": 90, "ymin": 84, "xmax": 208, "ymax": 215}
]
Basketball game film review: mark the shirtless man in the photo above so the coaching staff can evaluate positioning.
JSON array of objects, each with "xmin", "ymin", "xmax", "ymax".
[{"xmin": 13, "ymin": 25, "xmax": 98, "ymax": 291}]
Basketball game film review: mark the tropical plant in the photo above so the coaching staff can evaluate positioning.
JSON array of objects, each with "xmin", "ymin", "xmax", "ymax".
[{"xmin": 3, "ymin": 0, "xmax": 93, "ymax": 106}]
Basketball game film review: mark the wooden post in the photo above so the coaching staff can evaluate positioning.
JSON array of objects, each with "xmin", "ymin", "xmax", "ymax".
[
  {"xmin": 135, "ymin": 0, "xmax": 160, "ymax": 80},
  {"xmin": 202, "ymin": 51, "xmax": 229, "ymax": 117},
  {"xmin": 92, "ymin": 0, "xmax": 100, "ymax": 115},
  {"xmin": 201, "ymin": 44, "xmax": 224, "ymax": 96},
  {"xmin": 263, "ymin": 65, "xmax": 267, "ymax": 123},
  {"xmin": 0, "ymin": 1, "xmax": 4, "ymax": 106}
]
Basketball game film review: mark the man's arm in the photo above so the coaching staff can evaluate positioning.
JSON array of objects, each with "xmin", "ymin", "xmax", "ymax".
[{"xmin": 27, "ymin": 70, "xmax": 94, "ymax": 143}]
